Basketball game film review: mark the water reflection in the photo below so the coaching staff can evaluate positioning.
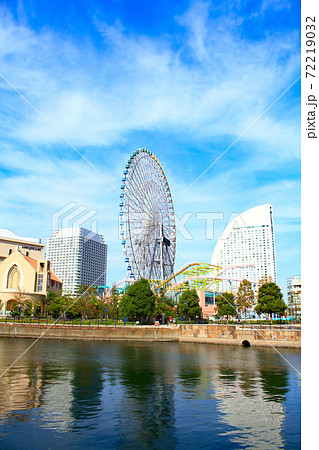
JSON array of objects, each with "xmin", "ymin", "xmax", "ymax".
[
  {"xmin": 69, "ymin": 350, "xmax": 104, "ymax": 424},
  {"xmin": 177, "ymin": 343, "xmax": 216, "ymax": 398},
  {"xmin": 0, "ymin": 339, "xmax": 300, "ymax": 449},
  {"xmin": 211, "ymin": 347, "xmax": 295, "ymax": 449},
  {"xmin": 116, "ymin": 343, "xmax": 177, "ymax": 448},
  {"xmin": 257, "ymin": 350, "xmax": 289, "ymax": 402},
  {"xmin": 0, "ymin": 365, "xmax": 43, "ymax": 415}
]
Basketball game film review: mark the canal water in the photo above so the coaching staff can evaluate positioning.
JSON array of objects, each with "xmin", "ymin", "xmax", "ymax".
[{"xmin": 0, "ymin": 338, "xmax": 300, "ymax": 449}]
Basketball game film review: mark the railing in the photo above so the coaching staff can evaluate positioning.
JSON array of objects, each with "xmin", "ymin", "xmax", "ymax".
[
  {"xmin": 0, "ymin": 317, "xmax": 301, "ymax": 330},
  {"xmin": 0, "ymin": 317, "xmax": 139, "ymax": 327},
  {"xmin": 238, "ymin": 322, "xmax": 300, "ymax": 331}
]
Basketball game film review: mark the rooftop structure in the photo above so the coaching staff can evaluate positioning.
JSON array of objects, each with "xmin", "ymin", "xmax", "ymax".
[{"xmin": 0, "ymin": 229, "xmax": 44, "ymax": 266}]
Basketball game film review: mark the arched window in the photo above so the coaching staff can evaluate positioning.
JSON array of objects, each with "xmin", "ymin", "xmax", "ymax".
[{"xmin": 7, "ymin": 265, "xmax": 21, "ymax": 290}]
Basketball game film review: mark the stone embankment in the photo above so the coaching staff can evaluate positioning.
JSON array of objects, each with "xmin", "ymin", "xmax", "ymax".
[
  {"xmin": 0, "ymin": 323, "xmax": 300, "ymax": 348},
  {"xmin": 179, "ymin": 324, "xmax": 300, "ymax": 348}
]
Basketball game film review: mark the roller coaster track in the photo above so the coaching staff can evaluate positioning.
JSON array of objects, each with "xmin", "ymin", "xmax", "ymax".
[
  {"xmin": 108, "ymin": 263, "xmax": 257, "ymax": 296},
  {"xmin": 153, "ymin": 262, "xmax": 257, "ymax": 294}
]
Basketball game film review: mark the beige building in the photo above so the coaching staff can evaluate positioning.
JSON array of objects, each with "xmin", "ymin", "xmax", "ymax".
[
  {"xmin": 0, "ymin": 229, "xmax": 44, "ymax": 265},
  {"xmin": 0, "ymin": 250, "xmax": 62, "ymax": 316}
]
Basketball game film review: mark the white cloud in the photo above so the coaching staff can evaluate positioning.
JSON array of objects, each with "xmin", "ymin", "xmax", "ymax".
[
  {"xmin": 260, "ymin": 0, "xmax": 291, "ymax": 13},
  {"xmin": 0, "ymin": 1, "xmax": 300, "ymax": 155}
]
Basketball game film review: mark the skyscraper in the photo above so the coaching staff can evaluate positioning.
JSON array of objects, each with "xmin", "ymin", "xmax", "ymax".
[
  {"xmin": 286, "ymin": 275, "xmax": 301, "ymax": 319},
  {"xmin": 211, "ymin": 204, "xmax": 277, "ymax": 293},
  {"xmin": 45, "ymin": 227, "xmax": 107, "ymax": 294}
]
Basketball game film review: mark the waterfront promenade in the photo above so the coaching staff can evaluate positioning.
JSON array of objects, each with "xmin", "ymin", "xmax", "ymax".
[{"xmin": 0, "ymin": 323, "xmax": 300, "ymax": 348}]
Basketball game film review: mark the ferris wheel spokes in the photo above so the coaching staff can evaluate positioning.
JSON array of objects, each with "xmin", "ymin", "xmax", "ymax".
[{"xmin": 119, "ymin": 148, "xmax": 176, "ymax": 281}]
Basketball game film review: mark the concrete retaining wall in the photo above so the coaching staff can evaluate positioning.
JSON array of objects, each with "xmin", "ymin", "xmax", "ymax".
[
  {"xmin": 0, "ymin": 323, "xmax": 301, "ymax": 348},
  {"xmin": 179, "ymin": 324, "xmax": 301, "ymax": 348},
  {"xmin": 0, "ymin": 324, "xmax": 180, "ymax": 342}
]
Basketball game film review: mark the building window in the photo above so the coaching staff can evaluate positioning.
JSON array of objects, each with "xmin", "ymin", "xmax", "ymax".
[
  {"xmin": 37, "ymin": 274, "xmax": 43, "ymax": 292},
  {"xmin": 7, "ymin": 265, "xmax": 21, "ymax": 289}
]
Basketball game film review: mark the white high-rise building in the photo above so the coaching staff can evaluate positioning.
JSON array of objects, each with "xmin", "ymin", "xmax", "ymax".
[
  {"xmin": 287, "ymin": 275, "xmax": 301, "ymax": 318},
  {"xmin": 211, "ymin": 204, "xmax": 277, "ymax": 293},
  {"xmin": 45, "ymin": 227, "xmax": 107, "ymax": 294}
]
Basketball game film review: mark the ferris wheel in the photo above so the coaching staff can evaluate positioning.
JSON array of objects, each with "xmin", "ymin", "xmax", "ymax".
[{"xmin": 119, "ymin": 148, "xmax": 176, "ymax": 282}]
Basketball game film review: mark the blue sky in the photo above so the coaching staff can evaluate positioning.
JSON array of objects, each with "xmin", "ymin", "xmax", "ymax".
[{"xmin": 0, "ymin": 0, "xmax": 300, "ymax": 297}]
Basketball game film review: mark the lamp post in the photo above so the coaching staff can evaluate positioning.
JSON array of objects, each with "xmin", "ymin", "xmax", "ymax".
[{"xmin": 116, "ymin": 304, "xmax": 119, "ymax": 326}]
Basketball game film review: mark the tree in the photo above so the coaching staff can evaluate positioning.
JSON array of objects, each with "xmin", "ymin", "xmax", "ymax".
[
  {"xmin": 45, "ymin": 291, "xmax": 71, "ymax": 319},
  {"xmin": 11, "ymin": 290, "xmax": 28, "ymax": 316},
  {"xmin": 6, "ymin": 291, "xmax": 34, "ymax": 317},
  {"xmin": 154, "ymin": 290, "xmax": 177, "ymax": 321},
  {"xmin": 236, "ymin": 279, "xmax": 255, "ymax": 319},
  {"xmin": 106, "ymin": 287, "xmax": 120, "ymax": 319},
  {"xmin": 120, "ymin": 278, "xmax": 155, "ymax": 324},
  {"xmin": 255, "ymin": 282, "xmax": 287, "ymax": 321},
  {"xmin": 45, "ymin": 291, "xmax": 59, "ymax": 316},
  {"xmin": 259, "ymin": 276, "xmax": 273, "ymax": 286},
  {"xmin": 178, "ymin": 288, "xmax": 202, "ymax": 321},
  {"xmin": 7, "ymin": 299, "xmax": 21, "ymax": 317},
  {"xmin": 216, "ymin": 293, "xmax": 237, "ymax": 322},
  {"xmin": 23, "ymin": 300, "xmax": 34, "ymax": 317},
  {"xmin": 33, "ymin": 295, "xmax": 44, "ymax": 316},
  {"xmin": 75, "ymin": 285, "xmax": 104, "ymax": 319},
  {"xmin": 45, "ymin": 291, "xmax": 59, "ymax": 305}
]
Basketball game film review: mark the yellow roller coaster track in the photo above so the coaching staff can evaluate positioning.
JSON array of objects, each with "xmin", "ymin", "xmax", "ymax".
[{"xmin": 152, "ymin": 262, "xmax": 221, "ymax": 292}]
